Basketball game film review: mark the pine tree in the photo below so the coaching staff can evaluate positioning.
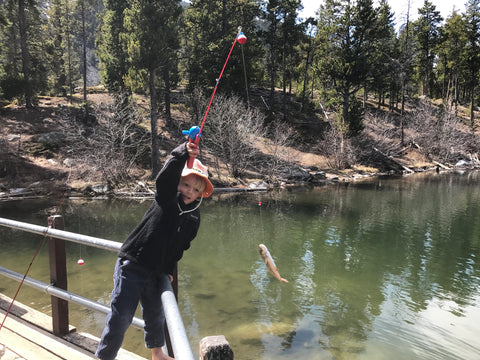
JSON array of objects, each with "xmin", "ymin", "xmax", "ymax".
[
  {"xmin": 463, "ymin": 0, "xmax": 480, "ymax": 130},
  {"xmin": 297, "ymin": 18, "xmax": 317, "ymax": 107},
  {"xmin": 437, "ymin": 11, "xmax": 466, "ymax": 112},
  {"xmin": 262, "ymin": 0, "xmax": 282, "ymax": 109},
  {"xmin": 0, "ymin": 0, "xmax": 48, "ymax": 106},
  {"xmin": 315, "ymin": 0, "xmax": 376, "ymax": 137},
  {"xmin": 183, "ymin": 0, "xmax": 261, "ymax": 101},
  {"xmin": 96, "ymin": 0, "xmax": 129, "ymax": 95},
  {"xmin": 18, "ymin": 0, "xmax": 33, "ymax": 107},
  {"xmin": 414, "ymin": 0, "xmax": 442, "ymax": 98},
  {"xmin": 0, "ymin": 0, "xmax": 23, "ymax": 100},
  {"xmin": 44, "ymin": 0, "xmax": 68, "ymax": 97},
  {"xmin": 355, "ymin": 0, "xmax": 379, "ymax": 109},
  {"xmin": 369, "ymin": 0, "xmax": 396, "ymax": 110},
  {"xmin": 278, "ymin": 0, "xmax": 303, "ymax": 120},
  {"xmin": 73, "ymin": 0, "xmax": 102, "ymax": 110},
  {"xmin": 123, "ymin": 0, "xmax": 182, "ymax": 176},
  {"xmin": 397, "ymin": 0, "xmax": 416, "ymax": 116}
]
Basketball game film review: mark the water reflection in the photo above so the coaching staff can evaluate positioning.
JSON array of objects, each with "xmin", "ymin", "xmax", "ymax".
[{"xmin": 0, "ymin": 171, "xmax": 479, "ymax": 359}]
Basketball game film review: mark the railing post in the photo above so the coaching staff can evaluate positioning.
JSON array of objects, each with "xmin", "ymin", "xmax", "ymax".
[
  {"xmin": 48, "ymin": 215, "xmax": 70, "ymax": 336},
  {"xmin": 199, "ymin": 335, "xmax": 234, "ymax": 360},
  {"xmin": 165, "ymin": 264, "xmax": 178, "ymax": 357}
]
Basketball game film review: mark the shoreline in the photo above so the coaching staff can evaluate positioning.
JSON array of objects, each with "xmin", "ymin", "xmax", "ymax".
[{"xmin": 2, "ymin": 166, "xmax": 478, "ymax": 202}]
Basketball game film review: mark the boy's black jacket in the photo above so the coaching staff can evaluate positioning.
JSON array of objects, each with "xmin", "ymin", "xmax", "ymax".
[{"xmin": 118, "ymin": 143, "xmax": 201, "ymax": 275}]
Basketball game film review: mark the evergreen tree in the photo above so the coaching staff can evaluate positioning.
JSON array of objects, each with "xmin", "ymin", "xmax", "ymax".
[
  {"xmin": 183, "ymin": 0, "xmax": 262, "ymax": 101},
  {"xmin": 297, "ymin": 18, "xmax": 317, "ymax": 107},
  {"xmin": 437, "ymin": 11, "xmax": 467, "ymax": 111},
  {"xmin": 18, "ymin": 0, "xmax": 34, "ymax": 107},
  {"xmin": 73, "ymin": 0, "xmax": 102, "ymax": 109},
  {"xmin": 44, "ymin": 0, "xmax": 68, "ymax": 97},
  {"xmin": 261, "ymin": 0, "xmax": 281, "ymax": 108},
  {"xmin": 278, "ymin": 0, "xmax": 303, "ymax": 120},
  {"xmin": 96, "ymin": 0, "xmax": 129, "ymax": 95},
  {"xmin": 369, "ymin": 0, "xmax": 396, "ymax": 109},
  {"xmin": 1, "ymin": 0, "xmax": 45, "ymax": 106},
  {"xmin": 354, "ymin": 0, "xmax": 379, "ymax": 109},
  {"xmin": 463, "ymin": 0, "xmax": 480, "ymax": 130},
  {"xmin": 0, "ymin": 8, "xmax": 6, "ymax": 97},
  {"xmin": 123, "ymin": 0, "xmax": 182, "ymax": 176},
  {"xmin": 0, "ymin": 0, "xmax": 22, "ymax": 100},
  {"xmin": 397, "ymin": 0, "xmax": 417, "ymax": 115},
  {"xmin": 414, "ymin": 0, "xmax": 442, "ymax": 98},
  {"xmin": 315, "ymin": 0, "xmax": 373, "ymax": 137},
  {"xmin": 44, "ymin": 0, "xmax": 88, "ymax": 99}
]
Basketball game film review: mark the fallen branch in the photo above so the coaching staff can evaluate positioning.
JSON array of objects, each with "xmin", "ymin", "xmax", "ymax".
[
  {"xmin": 373, "ymin": 147, "xmax": 414, "ymax": 173},
  {"xmin": 432, "ymin": 160, "xmax": 451, "ymax": 170}
]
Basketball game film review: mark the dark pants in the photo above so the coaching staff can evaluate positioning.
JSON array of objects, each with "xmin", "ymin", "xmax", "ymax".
[{"xmin": 95, "ymin": 258, "xmax": 166, "ymax": 360}]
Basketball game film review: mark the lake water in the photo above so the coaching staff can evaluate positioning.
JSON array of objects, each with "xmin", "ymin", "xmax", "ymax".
[{"xmin": 1, "ymin": 170, "xmax": 479, "ymax": 359}]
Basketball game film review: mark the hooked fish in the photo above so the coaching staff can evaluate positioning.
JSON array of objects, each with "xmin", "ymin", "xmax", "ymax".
[{"xmin": 258, "ymin": 244, "xmax": 288, "ymax": 283}]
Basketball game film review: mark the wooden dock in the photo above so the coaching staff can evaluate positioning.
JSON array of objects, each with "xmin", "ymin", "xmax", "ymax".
[{"xmin": 0, "ymin": 294, "xmax": 146, "ymax": 360}]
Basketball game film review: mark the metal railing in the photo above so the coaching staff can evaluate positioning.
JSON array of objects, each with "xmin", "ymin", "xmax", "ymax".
[{"xmin": 0, "ymin": 216, "xmax": 195, "ymax": 360}]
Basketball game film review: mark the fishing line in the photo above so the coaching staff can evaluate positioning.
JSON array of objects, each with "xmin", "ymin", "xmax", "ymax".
[
  {"xmin": 0, "ymin": 189, "xmax": 69, "ymax": 332},
  {"xmin": 184, "ymin": 27, "xmax": 247, "ymax": 167},
  {"xmin": 77, "ymin": 245, "xmax": 84, "ymax": 266},
  {"xmin": 240, "ymin": 40, "xmax": 249, "ymax": 108},
  {"xmin": 200, "ymin": 27, "xmax": 246, "ymax": 133},
  {"xmin": 258, "ymin": 198, "xmax": 266, "ymax": 243}
]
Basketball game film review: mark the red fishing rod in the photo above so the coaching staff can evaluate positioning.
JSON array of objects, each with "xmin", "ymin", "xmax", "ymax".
[{"xmin": 183, "ymin": 27, "xmax": 247, "ymax": 168}]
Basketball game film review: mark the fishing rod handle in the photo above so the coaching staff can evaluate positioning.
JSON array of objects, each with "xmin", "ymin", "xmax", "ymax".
[
  {"xmin": 182, "ymin": 126, "xmax": 201, "ymax": 169},
  {"xmin": 186, "ymin": 138, "xmax": 200, "ymax": 169}
]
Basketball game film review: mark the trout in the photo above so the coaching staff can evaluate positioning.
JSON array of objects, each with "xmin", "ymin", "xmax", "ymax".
[{"xmin": 258, "ymin": 244, "xmax": 288, "ymax": 283}]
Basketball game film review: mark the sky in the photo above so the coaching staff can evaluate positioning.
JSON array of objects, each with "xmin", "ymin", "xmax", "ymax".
[{"xmin": 300, "ymin": 0, "xmax": 462, "ymax": 27}]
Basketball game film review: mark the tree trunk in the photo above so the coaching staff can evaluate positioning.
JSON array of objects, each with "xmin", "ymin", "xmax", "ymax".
[
  {"xmin": 150, "ymin": 69, "xmax": 160, "ymax": 178},
  {"xmin": 81, "ymin": 0, "xmax": 88, "ymax": 115},
  {"xmin": 301, "ymin": 45, "xmax": 310, "ymax": 105},
  {"xmin": 66, "ymin": 0, "xmax": 73, "ymax": 102},
  {"xmin": 363, "ymin": 82, "xmax": 367, "ymax": 108},
  {"xmin": 269, "ymin": 17, "xmax": 277, "ymax": 110},
  {"xmin": 470, "ymin": 91, "xmax": 475, "ymax": 131},
  {"xmin": 282, "ymin": 43, "xmax": 287, "ymax": 121},
  {"xmin": 18, "ymin": 0, "xmax": 33, "ymax": 108},
  {"xmin": 343, "ymin": 85, "xmax": 350, "ymax": 126},
  {"xmin": 163, "ymin": 65, "xmax": 171, "ymax": 126}
]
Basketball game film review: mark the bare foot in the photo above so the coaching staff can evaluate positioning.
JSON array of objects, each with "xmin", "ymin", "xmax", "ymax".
[{"xmin": 151, "ymin": 347, "xmax": 174, "ymax": 360}]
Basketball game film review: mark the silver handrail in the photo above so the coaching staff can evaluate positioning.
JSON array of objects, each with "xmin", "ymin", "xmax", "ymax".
[
  {"xmin": 0, "ymin": 265, "xmax": 145, "ymax": 328},
  {"xmin": 0, "ymin": 217, "xmax": 121, "ymax": 251},
  {"xmin": 0, "ymin": 217, "xmax": 195, "ymax": 360}
]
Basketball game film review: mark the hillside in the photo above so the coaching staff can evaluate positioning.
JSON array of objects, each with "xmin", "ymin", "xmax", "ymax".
[{"xmin": 1, "ymin": 91, "xmax": 479, "ymax": 198}]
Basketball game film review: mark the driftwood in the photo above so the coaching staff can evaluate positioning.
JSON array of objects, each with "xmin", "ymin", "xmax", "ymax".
[
  {"xmin": 373, "ymin": 147, "xmax": 413, "ymax": 173},
  {"xmin": 433, "ymin": 160, "xmax": 451, "ymax": 170}
]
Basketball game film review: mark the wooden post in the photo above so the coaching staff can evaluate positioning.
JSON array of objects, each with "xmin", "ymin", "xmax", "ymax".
[
  {"xmin": 199, "ymin": 335, "xmax": 234, "ymax": 360},
  {"xmin": 48, "ymin": 215, "xmax": 70, "ymax": 336}
]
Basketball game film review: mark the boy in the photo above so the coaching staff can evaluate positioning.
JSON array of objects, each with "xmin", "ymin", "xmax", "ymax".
[{"xmin": 96, "ymin": 141, "xmax": 213, "ymax": 360}]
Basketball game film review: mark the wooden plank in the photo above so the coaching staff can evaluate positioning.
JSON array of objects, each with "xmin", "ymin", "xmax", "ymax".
[
  {"xmin": 1, "ymin": 343, "xmax": 27, "ymax": 360},
  {"xmin": 0, "ymin": 293, "xmax": 74, "ymax": 334},
  {"xmin": 1, "ymin": 308, "xmax": 94, "ymax": 359},
  {"xmin": 65, "ymin": 332, "xmax": 148, "ymax": 360},
  {"xmin": 0, "ymin": 294, "xmax": 147, "ymax": 360},
  {"xmin": 1, "ymin": 326, "xmax": 59, "ymax": 359}
]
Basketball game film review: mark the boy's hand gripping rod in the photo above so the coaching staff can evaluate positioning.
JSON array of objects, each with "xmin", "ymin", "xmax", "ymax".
[{"xmin": 183, "ymin": 28, "xmax": 247, "ymax": 168}]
